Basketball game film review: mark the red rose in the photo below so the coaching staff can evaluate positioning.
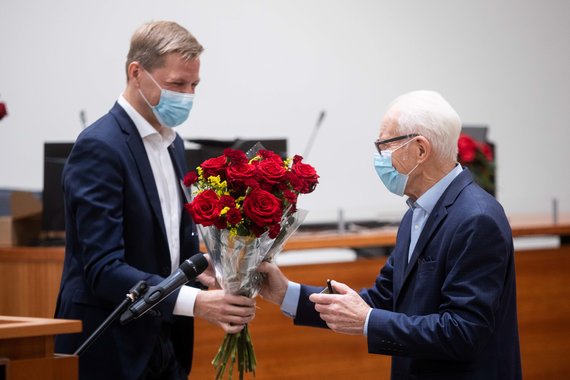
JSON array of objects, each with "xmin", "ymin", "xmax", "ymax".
[
  {"xmin": 223, "ymin": 148, "xmax": 248, "ymax": 165},
  {"xmin": 242, "ymin": 188, "xmax": 282, "ymax": 227},
  {"xmin": 258, "ymin": 150, "xmax": 282, "ymax": 162},
  {"xmin": 286, "ymin": 171, "xmax": 304, "ymax": 193},
  {"xmin": 220, "ymin": 195, "xmax": 236, "ymax": 208},
  {"xmin": 283, "ymin": 189, "xmax": 298, "ymax": 205},
  {"xmin": 183, "ymin": 171, "xmax": 198, "ymax": 187},
  {"xmin": 214, "ymin": 217, "xmax": 227, "ymax": 230},
  {"xmin": 256, "ymin": 159, "xmax": 286, "ymax": 185},
  {"xmin": 0, "ymin": 102, "xmax": 7, "ymax": 120},
  {"xmin": 244, "ymin": 178, "xmax": 260, "ymax": 190},
  {"xmin": 185, "ymin": 189, "xmax": 221, "ymax": 226},
  {"xmin": 226, "ymin": 163, "xmax": 256, "ymax": 185},
  {"xmin": 200, "ymin": 155, "xmax": 228, "ymax": 179},
  {"xmin": 268, "ymin": 223, "xmax": 281, "ymax": 239},
  {"xmin": 479, "ymin": 142, "xmax": 494, "ymax": 162},
  {"xmin": 249, "ymin": 223, "xmax": 266, "ymax": 238},
  {"xmin": 457, "ymin": 134, "xmax": 477, "ymax": 164},
  {"xmin": 226, "ymin": 208, "xmax": 243, "ymax": 225},
  {"xmin": 292, "ymin": 160, "xmax": 319, "ymax": 194}
]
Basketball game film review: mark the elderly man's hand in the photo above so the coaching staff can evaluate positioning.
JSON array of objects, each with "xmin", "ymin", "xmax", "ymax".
[
  {"xmin": 308, "ymin": 280, "xmax": 371, "ymax": 335},
  {"xmin": 257, "ymin": 261, "xmax": 289, "ymax": 306}
]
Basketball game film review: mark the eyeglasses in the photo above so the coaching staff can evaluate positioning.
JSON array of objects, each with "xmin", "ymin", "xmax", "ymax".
[{"xmin": 374, "ymin": 133, "xmax": 419, "ymax": 155}]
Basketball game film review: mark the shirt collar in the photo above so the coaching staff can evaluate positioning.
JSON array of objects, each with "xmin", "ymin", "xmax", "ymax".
[
  {"xmin": 117, "ymin": 94, "xmax": 176, "ymax": 145},
  {"xmin": 407, "ymin": 164, "xmax": 463, "ymax": 213}
]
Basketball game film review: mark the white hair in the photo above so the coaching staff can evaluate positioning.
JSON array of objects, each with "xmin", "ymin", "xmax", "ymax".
[{"xmin": 386, "ymin": 90, "xmax": 461, "ymax": 163}]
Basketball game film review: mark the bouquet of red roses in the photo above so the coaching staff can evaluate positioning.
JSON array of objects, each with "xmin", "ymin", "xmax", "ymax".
[{"xmin": 183, "ymin": 143, "xmax": 318, "ymax": 379}]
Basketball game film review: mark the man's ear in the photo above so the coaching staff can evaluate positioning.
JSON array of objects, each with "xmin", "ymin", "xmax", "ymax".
[
  {"xmin": 127, "ymin": 61, "xmax": 142, "ymax": 84},
  {"xmin": 415, "ymin": 136, "xmax": 431, "ymax": 163}
]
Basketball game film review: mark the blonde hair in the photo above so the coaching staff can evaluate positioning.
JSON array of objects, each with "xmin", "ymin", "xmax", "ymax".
[
  {"xmin": 386, "ymin": 90, "xmax": 461, "ymax": 163},
  {"xmin": 126, "ymin": 21, "xmax": 204, "ymax": 78}
]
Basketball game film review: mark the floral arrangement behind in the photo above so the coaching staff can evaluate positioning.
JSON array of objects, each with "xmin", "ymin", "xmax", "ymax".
[
  {"xmin": 0, "ymin": 96, "xmax": 8, "ymax": 121},
  {"xmin": 457, "ymin": 132, "xmax": 495, "ymax": 195},
  {"xmin": 182, "ymin": 143, "xmax": 319, "ymax": 379}
]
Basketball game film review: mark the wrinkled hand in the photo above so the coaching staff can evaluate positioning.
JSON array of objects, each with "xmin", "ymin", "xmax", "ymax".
[
  {"xmin": 308, "ymin": 280, "xmax": 371, "ymax": 336},
  {"xmin": 257, "ymin": 261, "xmax": 289, "ymax": 306},
  {"xmin": 194, "ymin": 290, "xmax": 256, "ymax": 334},
  {"xmin": 196, "ymin": 254, "xmax": 219, "ymax": 289}
]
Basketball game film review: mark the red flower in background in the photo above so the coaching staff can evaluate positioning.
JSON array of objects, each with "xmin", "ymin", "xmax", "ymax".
[
  {"xmin": 458, "ymin": 134, "xmax": 478, "ymax": 163},
  {"xmin": 457, "ymin": 133, "xmax": 495, "ymax": 195},
  {"xmin": 0, "ymin": 101, "xmax": 7, "ymax": 120}
]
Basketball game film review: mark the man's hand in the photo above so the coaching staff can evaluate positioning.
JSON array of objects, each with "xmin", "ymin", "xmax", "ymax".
[
  {"xmin": 308, "ymin": 280, "xmax": 371, "ymax": 335},
  {"xmin": 257, "ymin": 261, "xmax": 289, "ymax": 306},
  {"xmin": 194, "ymin": 290, "xmax": 256, "ymax": 334}
]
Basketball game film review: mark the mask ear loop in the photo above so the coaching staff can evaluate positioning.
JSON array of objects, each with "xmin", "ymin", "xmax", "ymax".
[
  {"xmin": 142, "ymin": 68, "xmax": 163, "ymax": 90},
  {"xmin": 396, "ymin": 137, "xmax": 421, "ymax": 175},
  {"xmin": 137, "ymin": 68, "xmax": 163, "ymax": 110}
]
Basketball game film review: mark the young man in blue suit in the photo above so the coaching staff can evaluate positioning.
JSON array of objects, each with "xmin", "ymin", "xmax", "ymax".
[
  {"xmin": 259, "ymin": 91, "xmax": 522, "ymax": 379},
  {"xmin": 54, "ymin": 21, "xmax": 255, "ymax": 380}
]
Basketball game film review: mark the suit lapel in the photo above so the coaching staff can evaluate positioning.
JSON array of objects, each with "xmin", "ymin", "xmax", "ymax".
[
  {"xmin": 393, "ymin": 209, "xmax": 412, "ymax": 303},
  {"xmin": 110, "ymin": 103, "xmax": 168, "ymax": 242},
  {"xmin": 402, "ymin": 207, "xmax": 447, "ymax": 284},
  {"xmin": 168, "ymin": 143, "xmax": 185, "ymax": 181},
  {"xmin": 398, "ymin": 169, "xmax": 475, "ymax": 295}
]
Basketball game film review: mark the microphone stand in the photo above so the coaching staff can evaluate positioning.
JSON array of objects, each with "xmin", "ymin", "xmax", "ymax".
[{"xmin": 74, "ymin": 280, "xmax": 149, "ymax": 356}]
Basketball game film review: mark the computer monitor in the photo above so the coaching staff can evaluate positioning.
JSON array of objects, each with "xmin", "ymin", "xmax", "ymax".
[
  {"xmin": 42, "ymin": 142, "xmax": 74, "ymax": 234},
  {"xmin": 185, "ymin": 138, "xmax": 288, "ymax": 170},
  {"xmin": 461, "ymin": 125, "xmax": 488, "ymax": 141}
]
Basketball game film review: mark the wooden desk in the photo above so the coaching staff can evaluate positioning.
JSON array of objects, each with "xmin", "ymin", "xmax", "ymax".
[
  {"xmin": 0, "ymin": 315, "xmax": 81, "ymax": 380},
  {"xmin": 282, "ymin": 213, "xmax": 570, "ymax": 251}
]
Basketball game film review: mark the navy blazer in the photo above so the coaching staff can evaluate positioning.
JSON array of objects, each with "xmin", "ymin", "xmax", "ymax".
[
  {"xmin": 54, "ymin": 103, "xmax": 200, "ymax": 380},
  {"xmin": 295, "ymin": 170, "xmax": 522, "ymax": 380}
]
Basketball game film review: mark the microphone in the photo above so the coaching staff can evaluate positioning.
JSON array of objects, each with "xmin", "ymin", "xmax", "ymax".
[
  {"xmin": 120, "ymin": 253, "xmax": 208, "ymax": 324},
  {"xmin": 303, "ymin": 110, "xmax": 326, "ymax": 159},
  {"xmin": 79, "ymin": 110, "xmax": 87, "ymax": 129}
]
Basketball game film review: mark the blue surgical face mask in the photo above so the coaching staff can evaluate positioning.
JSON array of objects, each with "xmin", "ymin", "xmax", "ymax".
[
  {"xmin": 373, "ymin": 139, "xmax": 419, "ymax": 196},
  {"xmin": 139, "ymin": 70, "xmax": 194, "ymax": 128}
]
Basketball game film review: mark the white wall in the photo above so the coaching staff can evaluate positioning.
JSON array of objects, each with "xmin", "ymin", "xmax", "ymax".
[{"xmin": 1, "ymin": 0, "xmax": 569, "ymax": 222}]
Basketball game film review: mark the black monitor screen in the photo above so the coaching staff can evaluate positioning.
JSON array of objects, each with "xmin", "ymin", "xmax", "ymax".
[
  {"xmin": 185, "ymin": 138, "xmax": 287, "ymax": 171},
  {"xmin": 42, "ymin": 142, "xmax": 73, "ymax": 233}
]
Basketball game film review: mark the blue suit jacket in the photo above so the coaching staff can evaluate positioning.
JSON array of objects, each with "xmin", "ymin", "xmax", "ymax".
[
  {"xmin": 295, "ymin": 170, "xmax": 522, "ymax": 379},
  {"xmin": 54, "ymin": 103, "xmax": 200, "ymax": 380}
]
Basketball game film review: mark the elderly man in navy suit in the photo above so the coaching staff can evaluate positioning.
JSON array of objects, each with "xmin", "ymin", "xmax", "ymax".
[
  {"xmin": 259, "ymin": 90, "xmax": 522, "ymax": 379},
  {"xmin": 55, "ymin": 21, "xmax": 255, "ymax": 380}
]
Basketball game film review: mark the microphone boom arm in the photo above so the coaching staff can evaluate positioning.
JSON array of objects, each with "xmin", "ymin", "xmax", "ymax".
[{"xmin": 74, "ymin": 280, "xmax": 149, "ymax": 356}]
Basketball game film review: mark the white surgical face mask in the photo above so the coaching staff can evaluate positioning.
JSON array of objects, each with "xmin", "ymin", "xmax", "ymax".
[
  {"xmin": 139, "ymin": 70, "xmax": 194, "ymax": 128},
  {"xmin": 373, "ymin": 139, "xmax": 419, "ymax": 196}
]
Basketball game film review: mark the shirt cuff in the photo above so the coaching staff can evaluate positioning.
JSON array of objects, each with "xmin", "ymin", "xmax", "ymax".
[
  {"xmin": 280, "ymin": 281, "xmax": 301, "ymax": 318},
  {"xmin": 173, "ymin": 285, "xmax": 201, "ymax": 317},
  {"xmin": 363, "ymin": 308, "xmax": 373, "ymax": 336}
]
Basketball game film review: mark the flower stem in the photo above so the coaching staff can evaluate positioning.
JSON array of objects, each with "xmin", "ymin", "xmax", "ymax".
[{"xmin": 212, "ymin": 325, "xmax": 256, "ymax": 379}]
